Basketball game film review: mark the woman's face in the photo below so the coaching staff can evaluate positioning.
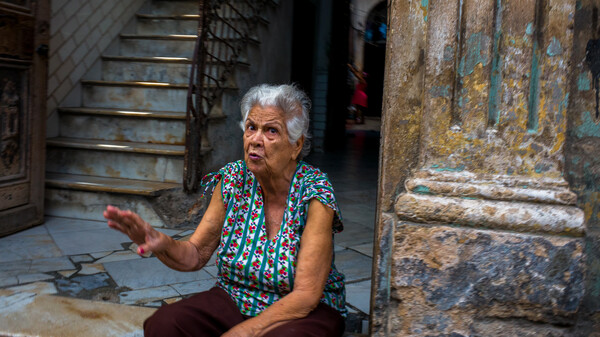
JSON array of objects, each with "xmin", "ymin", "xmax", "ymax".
[{"xmin": 243, "ymin": 105, "xmax": 303, "ymax": 179}]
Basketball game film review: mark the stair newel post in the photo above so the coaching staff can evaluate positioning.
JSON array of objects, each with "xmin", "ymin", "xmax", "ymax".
[{"xmin": 184, "ymin": 0, "xmax": 209, "ymax": 193}]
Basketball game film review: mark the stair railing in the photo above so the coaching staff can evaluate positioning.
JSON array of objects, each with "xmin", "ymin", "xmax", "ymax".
[{"xmin": 185, "ymin": 0, "xmax": 272, "ymax": 192}]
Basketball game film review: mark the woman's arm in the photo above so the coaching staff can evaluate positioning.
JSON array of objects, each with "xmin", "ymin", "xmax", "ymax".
[
  {"xmin": 104, "ymin": 181, "xmax": 226, "ymax": 271},
  {"xmin": 223, "ymin": 198, "xmax": 335, "ymax": 337}
]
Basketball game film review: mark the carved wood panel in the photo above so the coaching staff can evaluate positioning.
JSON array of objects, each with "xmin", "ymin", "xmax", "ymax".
[{"xmin": 0, "ymin": 0, "xmax": 48, "ymax": 236}]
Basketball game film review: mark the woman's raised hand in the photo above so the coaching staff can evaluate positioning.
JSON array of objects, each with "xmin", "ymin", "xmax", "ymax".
[{"xmin": 103, "ymin": 205, "xmax": 170, "ymax": 255}]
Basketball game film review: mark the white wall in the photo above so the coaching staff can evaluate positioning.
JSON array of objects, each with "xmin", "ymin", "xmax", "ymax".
[
  {"xmin": 47, "ymin": 0, "xmax": 145, "ymax": 137},
  {"xmin": 350, "ymin": 0, "xmax": 382, "ymax": 70}
]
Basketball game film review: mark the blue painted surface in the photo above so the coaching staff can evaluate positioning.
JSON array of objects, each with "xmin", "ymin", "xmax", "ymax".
[
  {"xmin": 458, "ymin": 33, "xmax": 490, "ymax": 77},
  {"xmin": 578, "ymin": 73, "xmax": 591, "ymax": 91},
  {"xmin": 526, "ymin": 23, "xmax": 534, "ymax": 35},
  {"xmin": 421, "ymin": 0, "xmax": 429, "ymax": 22},
  {"xmin": 573, "ymin": 111, "xmax": 600, "ymax": 138},
  {"xmin": 435, "ymin": 165, "xmax": 466, "ymax": 172},
  {"xmin": 547, "ymin": 37, "xmax": 563, "ymax": 56},
  {"xmin": 429, "ymin": 85, "xmax": 451, "ymax": 98},
  {"xmin": 527, "ymin": 40, "xmax": 541, "ymax": 131},
  {"xmin": 413, "ymin": 185, "xmax": 432, "ymax": 195}
]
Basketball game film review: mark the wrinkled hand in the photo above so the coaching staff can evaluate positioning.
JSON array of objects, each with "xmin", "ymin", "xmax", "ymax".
[
  {"xmin": 222, "ymin": 325, "xmax": 254, "ymax": 337},
  {"xmin": 103, "ymin": 205, "xmax": 169, "ymax": 255}
]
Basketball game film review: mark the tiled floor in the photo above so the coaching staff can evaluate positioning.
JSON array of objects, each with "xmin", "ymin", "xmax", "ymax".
[{"xmin": 0, "ymin": 129, "xmax": 379, "ymax": 336}]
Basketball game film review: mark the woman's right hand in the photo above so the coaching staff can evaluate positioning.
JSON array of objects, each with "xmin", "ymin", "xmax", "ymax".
[{"xmin": 103, "ymin": 205, "xmax": 170, "ymax": 255}]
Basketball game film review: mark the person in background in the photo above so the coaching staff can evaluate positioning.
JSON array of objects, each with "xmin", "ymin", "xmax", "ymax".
[
  {"xmin": 348, "ymin": 63, "xmax": 368, "ymax": 124},
  {"xmin": 104, "ymin": 83, "xmax": 346, "ymax": 337}
]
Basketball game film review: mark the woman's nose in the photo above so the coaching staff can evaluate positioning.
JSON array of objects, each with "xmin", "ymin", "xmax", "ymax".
[{"xmin": 249, "ymin": 129, "xmax": 264, "ymax": 145}]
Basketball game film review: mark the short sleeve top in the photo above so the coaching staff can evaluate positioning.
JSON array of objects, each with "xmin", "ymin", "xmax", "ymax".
[{"xmin": 202, "ymin": 160, "xmax": 346, "ymax": 317}]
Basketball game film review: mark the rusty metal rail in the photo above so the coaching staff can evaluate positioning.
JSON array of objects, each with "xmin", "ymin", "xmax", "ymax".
[{"xmin": 184, "ymin": 0, "xmax": 272, "ymax": 192}]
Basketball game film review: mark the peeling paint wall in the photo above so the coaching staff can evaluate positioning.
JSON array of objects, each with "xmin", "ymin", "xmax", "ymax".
[
  {"xmin": 565, "ymin": 0, "xmax": 600, "ymax": 333},
  {"xmin": 374, "ymin": 0, "xmax": 596, "ymax": 335}
]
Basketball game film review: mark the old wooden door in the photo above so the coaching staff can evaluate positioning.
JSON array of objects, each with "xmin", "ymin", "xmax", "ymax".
[{"xmin": 0, "ymin": 0, "xmax": 49, "ymax": 236}]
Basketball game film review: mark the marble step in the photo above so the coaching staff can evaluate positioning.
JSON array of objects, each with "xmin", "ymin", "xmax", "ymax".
[
  {"xmin": 102, "ymin": 56, "xmax": 191, "ymax": 83},
  {"xmin": 58, "ymin": 107, "xmax": 186, "ymax": 145},
  {"xmin": 81, "ymin": 80, "xmax": 188, "ymax": 111},
  {"xmin": 46, "ymin": 137, "xmax": 187, "ymax": 182},
  {"xmin": 119, "ymin": 34, "xmax": 197, "ymax": 58},
  {"xmin": 135, "ymin": 14, "xmax": 268, "ymax": 36},
  {"xmin": 118, "ymin": 34, "xmax": 256, "ymax": 59},
  {"xmin": 140, "ymin": 1, "xmax": 199, "ymax": 16},
  {"xmin": 136, "ymin": 14, "xmax": 199, "ymax": 35},
  {"xmin": 100, "ymin": 56, "xmax": 244, "ymax": 83},
  {"xmin": 45, "ymin": 187, "xmax": 167, "ymax": 224},
  {"xmin": 46, "ymin": 173, "xmax": 180, "ymax": 196}
]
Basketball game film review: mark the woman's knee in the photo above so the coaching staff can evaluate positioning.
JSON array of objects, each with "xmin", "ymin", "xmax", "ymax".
[{"xmin": 144, "ymin": 304, "xmax": 188, "ymax": 337}]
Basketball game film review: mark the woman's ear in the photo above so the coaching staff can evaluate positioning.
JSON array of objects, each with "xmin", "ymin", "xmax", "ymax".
[{"xmin": 293, "ymin": 135, "xmax": 304, "ymax": 160}]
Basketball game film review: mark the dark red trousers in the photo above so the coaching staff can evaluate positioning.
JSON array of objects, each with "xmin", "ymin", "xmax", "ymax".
[{"xmin": 144, "ymin": 287, "xmax": 345, "ymax": 337}]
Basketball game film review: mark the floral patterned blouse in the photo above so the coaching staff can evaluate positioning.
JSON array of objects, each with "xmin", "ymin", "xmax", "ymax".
[{"xmin": 202, "ymin": 160, "xmax": 346, "ymax": 317}]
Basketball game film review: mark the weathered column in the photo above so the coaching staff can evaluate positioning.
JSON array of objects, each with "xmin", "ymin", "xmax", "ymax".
[{"xmin": 373, "ymin": 0, "xmax": 588, "ymax": 335}]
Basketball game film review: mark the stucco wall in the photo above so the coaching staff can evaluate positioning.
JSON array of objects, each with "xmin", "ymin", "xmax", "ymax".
[
  {"xmin": 373, "ymin": 0, "xmax": 594, "ymax": 335},
  {"xmin": 350, "ymin": 0, "xmax": 383, "ymax": 70},
  {"xmin": 47, "ymin": 0, "xmax": 145, "ymax": 137}
]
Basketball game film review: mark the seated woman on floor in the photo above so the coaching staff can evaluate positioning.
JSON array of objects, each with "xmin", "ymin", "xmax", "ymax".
[{"xmin": 104, "ymin": 84, "xmax": 346, "ymax": 337}]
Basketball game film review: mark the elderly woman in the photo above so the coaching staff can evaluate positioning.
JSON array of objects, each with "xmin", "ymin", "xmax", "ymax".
[{"xmin": 104, "ymin": 84, "xmax": 346, "ymax": 336}]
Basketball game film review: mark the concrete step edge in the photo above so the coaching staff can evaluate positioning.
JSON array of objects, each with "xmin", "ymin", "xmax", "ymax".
[
  {"xmin": 57, "ymin": 107, "xmax": 187, "ymax": 120},
  {"xmin": 46, "ymin": 137, "xmax": 186, "ymax": 156},
  {"xmin": 81, "ymin": 80, "xmax": 189, "ymax": 89},
  {"xmin": 120, "ymin": 34, "xmax": 259, "ymax": 44},
  {"xmin": 136, "ymin": 13, "xmax": 200, "ymax": 20},
  {"xmin": 121, "ymin": 33, "xmax": 197, "ymax": 41},
  {"xmin": 46, "ymin": 173, "xmax": 181, "ymax": 196},
  {"xmin": 102, "ymin": 55, "xmax": 192, "ymax": 64}
]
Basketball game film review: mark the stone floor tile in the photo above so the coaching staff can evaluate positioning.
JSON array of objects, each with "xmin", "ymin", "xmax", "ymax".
[
  {"xmin": 96, "ymin": 250, "xmax": 142, "ymax": 264},
  {"xmin": 70, "ymin": 254, "xmax": 94, "ymax": 263},
  {"xmin": 30, "ymin": 256, "xmax": 75, "ymax": 274},
  {"xmin": 6, "ymin": 224, "xmax": 48, "ymax": 238},
  {"xmin": 178, "ymin": 230, "xmax": 194, "ymax": 237},
  {"xmin": 104, "ymin": 257, "xmax": 214, "ymax": 289},
  {"xmin": 59, "ymin": 270, "xmax": 78, "ymax": 278},
  {"xmin": 346, "ymin": 280, "xmax": 372, "ymax": 314},
  {"xmin": 155, "ymin": 228, "xmax": 183, "ymax": 237},
  {"xmin": 0, "ymin": 231, "xmax": 63, "ymax": 263},
  {"xmin": 56, "ymin": 273, "xmax": 112, "ymax": 297},
  {"xmin": 350, "ymin": 243, "xmax": 374, "ymax": 258},
  {"xmin": 203, "ymin": 265, "xmax": 218, "ymax": 277},
  {"xmin": 90, "ymin": 251, "xmax": 112, "ymax": 259},
  {"xmin": 335, "ymin": 222, "xmax": 374, "ymax": 248},
  {"xmin": 164, "ymin": 297, "xmax": 181, "ymax": 304},
  {"xmin": 0, "ymin": 282, "xmax": 58, "ymax": 296},
  {"xmin": 0, "ymin": 293, "xmax": 154, "ymax": 337},
  {"xmin": 170, "ymin": 279, "xmax": 217, "ymax": 296},
  {"xmin": 119, "ymin": 285, "xmax": 179, "ymax": 305},
  {"xmin": 0, "ymin": 260, "xmax": 32, "ymax": 278},
  {"xmin": 339, "ymin": 204, "xmax": 376, "ymax": 228},
  {"xmin": 79, "ymin": 263, "xmax": 106, "ymax": 275},
  {"xmin": 44, "ymin": 216, "xmax": 107, "ymax": 234},
  {"xmin": 17, "ymin": 273, "xmax": 54, "ymax": 284},
  {"xmin": 144, "ymin": 301, "xmax": 163, "ymax": 307},
  {"xmin": 0, "ymin": 277, "xmax": 18, "ymax": 287},
  {"xmin": 335, "ymin": 249, "xmax": 372, "ymax": 282},
  {"xmin": 50, "ymin": 228, "xmax": 129, "ymax": 255}
]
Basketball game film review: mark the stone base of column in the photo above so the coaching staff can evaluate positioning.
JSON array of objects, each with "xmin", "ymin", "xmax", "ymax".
[
  {"xmin": 388, "ymin": 222, "xmax": 585, "ymax": 336},
  {"xmin": 385, "ymin": 170, "xmax": 586, "ymax": 336}
]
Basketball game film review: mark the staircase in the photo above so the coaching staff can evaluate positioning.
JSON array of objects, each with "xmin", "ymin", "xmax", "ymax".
[{"xmin": 45, "ymin": 0, "xmax": 270, "ymax": 226}]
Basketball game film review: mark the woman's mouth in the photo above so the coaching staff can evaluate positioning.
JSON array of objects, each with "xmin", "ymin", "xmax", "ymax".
[{"xmin": 248, "ymin": 153, "xmax": 262, "ymax": 160}]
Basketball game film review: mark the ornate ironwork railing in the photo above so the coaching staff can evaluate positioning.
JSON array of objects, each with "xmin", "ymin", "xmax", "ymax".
[{"xmin": 185, "ymin": 0, "xmax": 271, "ymax": 192}]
